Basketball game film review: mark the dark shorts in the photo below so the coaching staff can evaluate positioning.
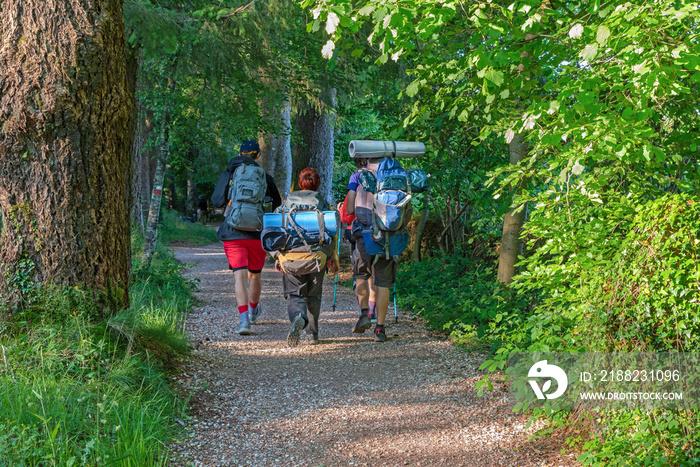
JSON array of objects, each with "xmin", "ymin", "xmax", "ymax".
[
  {"xmin": 351, "ymin": 235, "xmax": 397, "ymax": 288},
  {"xmin": 223, "ymin": 239, "xmax": 266, "ymax": 273}
]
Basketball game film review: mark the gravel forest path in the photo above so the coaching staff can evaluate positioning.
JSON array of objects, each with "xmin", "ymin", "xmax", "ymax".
[{"xmin": 170, "ymin": 242, "xmax": 579, "ymax": 467}]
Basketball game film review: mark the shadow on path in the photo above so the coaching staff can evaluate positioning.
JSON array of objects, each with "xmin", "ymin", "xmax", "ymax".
[{"xmin": 170, "ymin": 242, "xmax": 579, "ymax": 467}]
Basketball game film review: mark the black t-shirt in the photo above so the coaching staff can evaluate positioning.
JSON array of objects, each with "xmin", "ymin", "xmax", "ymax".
[{"xmin": 211, "ymin": 156, "xmax": 282, "ymax": 241}]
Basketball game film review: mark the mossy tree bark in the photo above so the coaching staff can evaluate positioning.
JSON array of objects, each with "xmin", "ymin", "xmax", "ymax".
[
  {"xmin": 308, "ymin": 88, "xmax": 336, "ymax": 204},
  {"xmin": 497, "ymin": 134, "xmax": 528, "ymax": 284},
  {"xmin": 293, "ymin": 87, "xmax": 336, "ymax": 203},
  {"xmin": 0, "ymin": 0, "xmax": 134, "ymax": 312},
  {"xmin": 258, "ymin": 100, "xmax": 292, "ymax": 197},
  {"xmin": 130, "ymin": 49, "xmax": 147, "ymax": 233}
]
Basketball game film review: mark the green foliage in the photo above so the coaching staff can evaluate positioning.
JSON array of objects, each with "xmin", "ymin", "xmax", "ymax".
[
  {"xmin": 513, "ymin": 194, "xmax": 700, "ymax": 353},
  {"xmin": 0, "ymin": 242, "xmax": 194, "ymax": 465},
  {"xmin": 303, "ymin": 0, "xmax": 700, "ymax": 463},
  {"xmin": 577, "ymin": 410, "xmax": 700, "ymax": 466},
  {"xmin": 396, "ymin": 246, "xmax": 532, "ymax": 351}
]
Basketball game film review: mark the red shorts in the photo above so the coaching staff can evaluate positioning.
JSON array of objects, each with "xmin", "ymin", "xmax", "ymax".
[{"xmin": 223, "ymin": 239, "xmax": 267, "ymax": 273}]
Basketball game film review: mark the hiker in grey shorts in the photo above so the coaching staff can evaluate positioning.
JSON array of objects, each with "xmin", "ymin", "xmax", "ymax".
[{"xmin": 345, "ymin": 159, "xmax": 394, "ymax": 342}]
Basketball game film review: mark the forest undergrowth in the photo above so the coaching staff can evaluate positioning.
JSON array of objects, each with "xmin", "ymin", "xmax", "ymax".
[
  {"xmin": 397, "ymin": 194, "xmax": 700, "ymax": 467},
  {"xmin": 0, "ymin": 223, "xmax": 197, "ymax": 466}
]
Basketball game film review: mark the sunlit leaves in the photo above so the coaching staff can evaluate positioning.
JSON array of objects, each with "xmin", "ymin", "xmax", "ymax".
[
  {"xmin": 569, "ymin": 23, "xmax": 584, "ymax": 38},
  {"xmin": 596, "ymin": 25, "xmax": 611, "ymax": 44},
  {"xmin": 325, "ymin": 12, "xmax": 340, "ymax": 34}
]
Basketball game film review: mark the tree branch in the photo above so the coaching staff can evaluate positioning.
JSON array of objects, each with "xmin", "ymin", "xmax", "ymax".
[{"xmin": 220, "ymin": 0, "xmax": 255, "ymax": 19}]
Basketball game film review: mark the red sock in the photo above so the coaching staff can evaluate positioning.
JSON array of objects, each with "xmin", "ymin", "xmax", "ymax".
[
  {"xmin": 249, "ymin": 301, "xmax": 258, "ymax": 309},
  {"xmin": 238, "ymin": 305, "xmax": 248, "ymax": 314}
]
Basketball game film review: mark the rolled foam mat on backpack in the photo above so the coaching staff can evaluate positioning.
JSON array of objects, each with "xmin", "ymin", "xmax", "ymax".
[
  {"xmin": 263, "ymin": 211, "xmax": 339, "ymax": 236},
  {"xmin": 348, "ymin": 140, "xmax": 425, "ymax": 159}
]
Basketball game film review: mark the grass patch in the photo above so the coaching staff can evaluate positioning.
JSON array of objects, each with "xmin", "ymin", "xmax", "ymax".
[
  {"xmin": 158, "ymin": 209, "xmax": 218, "ymax": 246},
  {"xmin": 0, "ymin": 242, "xmax": 194, "ymax": 466}
]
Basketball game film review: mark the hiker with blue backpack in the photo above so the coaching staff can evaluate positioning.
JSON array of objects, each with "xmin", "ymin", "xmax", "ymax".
[
  {"xmin": 211, "ymin": 140, "xmax": 282, "ymax": 336},
  {"xmin": 262, "ymin": 168, "xmax": 339, "ymax": 347},
  {"xmin": 339, "ymin": 158, "xmax": 378, "ymax": 321},
  {"xmin": 345, "ymin": 141, "xmax": 429, "ymax": 342}
]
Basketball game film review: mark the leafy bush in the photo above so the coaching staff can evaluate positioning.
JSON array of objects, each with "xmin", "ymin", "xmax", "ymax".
[
  {"xmin": 471, "ymin": 194, "xmax": 700, "ymax": 465},
  {"xmin": 398, "ymin": 195, "xmax": 700, "ymax": 465},
  {"xmin": 396, "ymin": 247, "xmax": 533, "ymax": 351}
]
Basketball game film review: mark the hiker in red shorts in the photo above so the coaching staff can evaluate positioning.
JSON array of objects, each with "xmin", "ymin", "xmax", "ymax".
[{"xmin": 212, "ymin": 140, "xmax": 282, "ymax": 335}]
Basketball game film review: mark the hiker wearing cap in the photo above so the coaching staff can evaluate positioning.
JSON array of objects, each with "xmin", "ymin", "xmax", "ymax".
[
  {"xmin": 212, "ymin": 140, "xmax": 282, "ymax": 335},
  {"xmin": 345, "ymin": 159, "xmax": 394, "ymax": 342},
  {"xmin": 270, "ymin": 168, "xmax": 339, "ymax": 347}
]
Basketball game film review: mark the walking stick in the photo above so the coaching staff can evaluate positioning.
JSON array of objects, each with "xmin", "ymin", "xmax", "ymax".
[
  {"xmin": 332, "ymin": 229, "xmax": 341, "ymax": 311},
  {"xmin": 393, "ymin": 285, "xmax": 398, "ymax": 323}
]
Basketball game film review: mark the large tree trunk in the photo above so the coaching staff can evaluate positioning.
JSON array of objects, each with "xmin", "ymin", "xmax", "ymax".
[
  {"xmin": 140, "ymin": 106, "xmax": 157, "ymax": 224},
  {"xmin": 142, "ymin": 123, "xmax": 169, "ymax": 267},
  {"xmin": 293, "ymin": 88, "xmax": 336, "ymax": 203},
  {"xmin": 130, "ymin": 53, "xmax": 147, "ymax": 233},
  {"xmin": 0, "ymin": 0, "xmax": 134, "ymax": 312},
  {"xmin": 497, "ymin": 134, "xmax": 528, "ymax": 284},
  {"xmin": 308, "ymin": 88, "xmax": 336, "ymax": 204},
  {"xmin": 258, "ymin": 100, "xmax": 292, "ymax": 197},
  {"xmin": 131, "ymin": 104, "xmax": 146, "ymax": 232},
  {"xmin": 293, "ymin": 101, "xmax": 315, "ymax": 187}
]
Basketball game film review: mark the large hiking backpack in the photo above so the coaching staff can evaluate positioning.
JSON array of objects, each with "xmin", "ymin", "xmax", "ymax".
[
  {"xmin": 261, "ymin": 191, "xmax": 338, "ymax": 275},
  {"xmin": 224, "ymin": 163, "xmax": 267, "ymax": 231},
  {"xmin": 373, "ymin": 158, "xmax": 412, "ymax": 232},
  {"xmin": 358, "ymin": 158, "xmax": 411, "ymax": 259}
]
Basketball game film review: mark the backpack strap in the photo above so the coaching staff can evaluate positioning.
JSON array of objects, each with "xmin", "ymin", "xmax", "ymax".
[
  {"xmin": 315, "ymin": 209, "xmax": 325, "ymax": 247},
  {"xmin": 287, "ymin": 210, "xmax": 321, "ymax": 272}
]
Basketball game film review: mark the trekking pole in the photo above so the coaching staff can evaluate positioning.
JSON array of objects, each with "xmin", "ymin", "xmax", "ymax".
[
  {"xmin": 332, "ymin": 229, "xmax": 341, "ymax": 311},
  {"xmin": 393, "ymin": 285, "xmax": 398, "ymax": 323}
]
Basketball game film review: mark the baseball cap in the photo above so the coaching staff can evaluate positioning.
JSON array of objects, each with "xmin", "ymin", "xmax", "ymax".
[{"xmin": 239, "ymin": 140, "xmax": 260, "ymax": 156}]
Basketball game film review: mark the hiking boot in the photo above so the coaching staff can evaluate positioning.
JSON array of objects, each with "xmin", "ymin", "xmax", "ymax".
[
  {"xmin": 249, "ymin": 304, "xmax": 262, "ymax": 324},
  {"xmin": 307, "ymin": 334, "xmax": 319, "ymax": 345},
  {"xmin": 352, "ymin": 314, "xmax": 372, "ymax": 334},
  {"xmin": 369, "ymin": 312, "xmax": 377, "ymax": 324},
  {"xmin": 236, "ymin": 312, "xmax": 251, "ymax": 335},
  {"xmin": 287, "ymin": 314, "xmax": 306, "ymax": 348},
  {"xmin": 374, "ymin": 326, "xmax": 387, "ymax": 342}
]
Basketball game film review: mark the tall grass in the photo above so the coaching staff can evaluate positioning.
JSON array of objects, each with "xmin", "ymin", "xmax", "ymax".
[{"xmin": 0, "ymin": 241, "xmax": 194, "ymax": 466}]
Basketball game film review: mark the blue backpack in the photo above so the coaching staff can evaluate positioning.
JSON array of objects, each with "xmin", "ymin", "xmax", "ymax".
[{"xmin": 363, "ymin": 158, "xmax": 413, "ymax": 259}]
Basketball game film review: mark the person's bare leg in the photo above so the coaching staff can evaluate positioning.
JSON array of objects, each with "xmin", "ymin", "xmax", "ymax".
[
  {"xmin": 355, "ymin": 278, "xmax": 370, "ymax": 310},
  {"xmin": 233, "ymin": 269, "xmax": 249, "ymax": 308},
  {"xmin": 234, "ymin": 269, "xmax": 252, "ymax": 334},
  {"xmin": 375, "ymin": 286, "xmax": 391, "ymax": 326},
  {"xmin": 352, "ymin": 277, "xmax": 373, "ymax": 333},
  {"xmin": 368, "ymin": 277, "xmax": 377, "ymax": 302},
  {"xmin": 248, "ymin": 272, "xmax": 261, "ymax": 304}
]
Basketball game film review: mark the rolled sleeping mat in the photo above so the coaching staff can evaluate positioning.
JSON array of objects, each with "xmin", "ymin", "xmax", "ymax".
[
  {"xmin": 348, "ymin": 140, "xmax": 425, "ymax": 159},
  {"xmin": 263, "ymin": 211, "xmax": 339, "ymax": 236}
]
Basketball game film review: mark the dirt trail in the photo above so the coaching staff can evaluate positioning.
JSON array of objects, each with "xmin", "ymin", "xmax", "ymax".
[{"xmin": 170, "ymin": 242, "xmax": 578, "ymax": 467}]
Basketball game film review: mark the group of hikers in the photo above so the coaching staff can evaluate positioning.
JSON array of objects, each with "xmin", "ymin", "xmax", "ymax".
[{"xmin": 211, "ymin": 139, "xmax": 418, "ymax": 347}]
